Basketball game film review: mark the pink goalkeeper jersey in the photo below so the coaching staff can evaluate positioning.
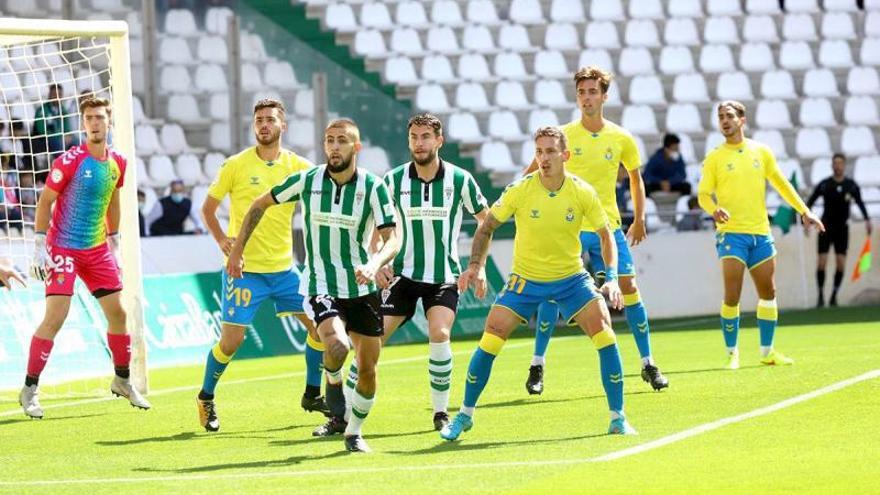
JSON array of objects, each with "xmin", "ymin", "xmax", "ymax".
[{"xmin": 45, "ymin": 144, "xmax": 126, "ymax": 249}]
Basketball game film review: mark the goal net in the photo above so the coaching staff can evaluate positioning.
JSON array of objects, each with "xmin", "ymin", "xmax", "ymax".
[{"xmin": 0, "ymin": 18, "xmax": 146, "ymax": 402}]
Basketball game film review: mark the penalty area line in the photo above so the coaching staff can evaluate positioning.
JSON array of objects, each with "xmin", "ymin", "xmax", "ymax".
[{"xmin": 0, "ymin": 369, "xmax": 876, "ymax": 487}]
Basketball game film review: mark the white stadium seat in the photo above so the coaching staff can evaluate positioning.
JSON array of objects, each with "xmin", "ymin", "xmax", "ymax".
[
  {"xmin": 361, "ymin": 2, "xmax": 394, "ymax": 29},
  {"xmin": 294, "ymin": 89, "xmax": 315, "ymax": 117},
  {"xmin": 210, "ymin": 123, "xmax": 231, "ymax": 152},
  {"xmin": 494, "ymin": 81, "xmax": 531, "ymax": 110},
  {"xmin": 462, "ymin": 25, "xmax": 496, "ymax": 53},
  {"xmin": 390, "ymin": 28, "xmax": 425, "ymax": 56},
  {"xmin": 803, "ymin": 68, "xmax": 840, "ymax": 97},
  {"xmin": 707, "ymin": 0, "xmax": 741, "ymax": 16},
  {"xmin": 844, "ymin": 96, "xmax": 880, "ymax": 126},
  {"xmin": 358, "ymin": 147, "xmax": 391, "ymax": 175},
  {"xmin": 466, "ymin": 0, "xmax": 501, "ymax": 26},
  {"xmin": 785, "ymin": 0, "xmax": 820, "ymax": 13},
  {"xmin": 149, "ymin": 155, "xmax": 178, "ymax": 186},
  {"xmin": 550, "ymin": 0, "xmax": 586, "ymax": 22},
  {"xmin": 159, "ymin": 65, "xmax": 191, "ymax": 93},
  {"xmin": 861, "ymin": 38, "xmax": 880, "ymax": 65},
  {"xmin": 578, "ymin": 49, "xmax": 615, "ymax": 73},
  {"xmin": 854, "ymin": 156, "xmax": 880, "ymax": 186},
  {"xmin": 458, "ymin": 53, "xmax": 493, "ymax": 81},
  {"xmin": 628, "ymin": 75, "xmax": 665, "ymax": 105},
  {"xmin": 175, "ymin": 153, "xmax": 206, "ymax": 186},
  {"xmin": 825, "ymin": 0, "xmax": 860, "ymax": 11},
  {"xmin": 415, "ymin": 84, "xmax": 450, "ymax": 113},
  {"xmin": 591, "ymin": 0, "xmax": 625, "ymax": 21},
  {"xmin": 427, "ymin": 26, "xmax": 461, "ymax": 54},
  {"xmin": 664, "ymin": 18, "xmax": 700, "ymax": 46},
  {"xmin": 499, "ymin": 24, "xmax": 534, "ymax": 51},
  {"xmin": 421, "ymin": 54, "xmax": 456, "ymax": 83},
  {"xmin": 160, "ymin": 124, "xmax": 190, "ymax": 156},
  {"xmin": 752, "ymin": 129, "xmax": 789, "ymax": 158},
  {"xmin": 135, "ymin": 125, "xmax": 162, "ymax": 157},
  {"xmin": 625, "ymin": 20, "xmax": 660, "ymax": 48},
  {"xmin": 203, "ymin": 152, "xmax": 225, "ymax": 180},
  {"xmin": 756, "ymin": 100, "xmax": 793, "ymax": 130},
  {"xmin": 488, "ymin": 110, "xmax": 526, "ymax": 141},
  {"xmin": 544, "ymin": 23, "xmax": 580, "ymax": 51},
  {"xmin": 324, "ymin": 3, "xmax": 357, "ymax": 32},
  {"xmin": 699, "ymin": 44, "xmax": 735, "ymax": 73},
  {"xmin": 396, "ymin": 1, "xmax": 429, "ymax": 28},
  {"xmin": 867, "ymin": 12, "xmax": 880, "ymax": 37},
  {"xmin": 164, "ymin": 9, "xmax": 197, "ymax": 36},
  {"xmin": 383, "ymin": 56, "xmax": 418, "ymax": 85},
  {"xmin": 533, "ymin": 80, "xmax": 568, "ymax": 108},
  {"xmin": 195, "ymin": 64, "xmax": 227, "ymax": 92},
  {"xmin": 354, "ymin": 30, "xmax": 387, "ymax": 57},
  {"xmin": 704, "ymin": 16, "xmax": 739, "ymax": 44},
  {"xmin": 264, "ymin": 61, "xmax": 299, "ymax": 90},
  {"xmin": 197, "ymin": 36, "xmax": 227, "ymax": 64},
  {"xmin": 783, "ymin": 14, "xmax": 818, "ymax": 41},
  {"xmin": 746, "ymin": 0, "xmax": 781, "ymax": 14},
  {"xmin": 777, "ymin": 159, "xmax": 806, "ymax": 187},
  {"xmin": 494, "ymin": 52, "xmax": 529, "ymax": 80},
  {"xmin": 479, "ymin": 141, "xmax": 518, "ymax": 172},
  {"xmin": 668, "ymin": 0, "xmax": 703, "ymax": 17},
  {"xmin": 584, "ymin": 21, "xmax": 620, "ymax": 49},
  {"xmin": 822, "ymin": 12, "xmax": 857, "ymax": 40},
  {"xmin": 431, "ymin": 0, "xmax": 465, "ymax": 27},
  {"xmin": 796, "ymin": 128, "xmax": 833, "ymax": 159},
  {"xmin": 810, "ymin": 158, "xmax": 833, "ymax": 185},
  {"xmin": 739, "ymin": 42, "xmax": 775, "ymax": 72},
  {"xmin": 761, "ymin": 70, "xmax": 798, "ymax": 100},
  {"xmin": 205, "ymin": 7, "xmax": 233, "ymax": 35},
  {"xmin": 659, "ymin": 46, "xmax": 694, "ymax": 74},
  {"xmin": 456, "ymin": 82, "xmax": 492, "ymax": 111},
  {"xmin": 743, "ymin": 15, "xmax": 779, "ymax": 43},
  {"xmin": 847, "ymin": 67, "xmax": 880, "ymax": 95},
  {"xmin": 716, "ymin": 71, "xmax": 753, "ymax": 100},
  {"xmin": 666, "ymin": 103, "xmax": 703, "ymax": 133},
  {"xmin": 509, "ymin": 0, "xmax": 545, "ymax": 24},
  {"xmin": 528, "ymin": 108, "xmax": 561, "ymax": 133},
  {"xmin": 158, "ymin": 36, "xmax": 192, "ymax": 65},
  {"xmin": 841, "ymin": 126, "xmax": 878, "ymax": 156},
  {"xmin": 673, "ymin": 73, "xmax": 710, "ymax": 103},
  {"xmin": 819, "ymin": 40, "xmax": 854, "ymax": 68},
  {"xmin": 166, "ymin": 94, "xmax": 202, "ymax": 124},
  {"xmin": 628, "ymin": 0, "xmax": 664, "ymax": 19},
  {"xmin": 798, "ymin": 98, "xmax": 836, "ymax": 127},
  {"xmin": 618, "ymin": 47, "xmax": 654, "ymax": 76},
  {"xmin": 621, "ymin": 105, "xmax": 658, "ymax": 135},
  {"xmin": 534, "ymin": 50, "xmax": 568, "ymax": 78},
  {"xmin": 780, "ymin": 41, "xmax": 816, "ymax": 70},
  {"xmin": 448, "ymin": 112, "xmax": 485, "ymax": 143}
]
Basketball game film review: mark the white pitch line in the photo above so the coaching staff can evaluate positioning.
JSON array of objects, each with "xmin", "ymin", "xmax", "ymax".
[
  {"xmin": 0, "ymin": 369, "xmax": 876, "ymax": 488},
  {"xmin": 0, "ymin": 337, "xmax": 562, "ymax": 418}
]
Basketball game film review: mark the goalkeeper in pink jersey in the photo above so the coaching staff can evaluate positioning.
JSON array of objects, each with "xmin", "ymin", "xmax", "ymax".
[{"xmin": 19, "ymin": 97, "xmax": 150, "ymax": 419}]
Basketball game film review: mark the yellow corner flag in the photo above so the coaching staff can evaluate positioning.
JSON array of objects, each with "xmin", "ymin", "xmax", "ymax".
[{"xmin": 851, "ymin": 237, "xmax": 873, "ymax": 281}]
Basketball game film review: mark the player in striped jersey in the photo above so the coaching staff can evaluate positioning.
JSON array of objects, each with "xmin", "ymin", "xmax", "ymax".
[
  {"xmin": 698, "ymin": 101, "xmax": 824, "ymax": 369},
  {"xmin": 227, "ymin": 119, "xmax": 399, "ymax": 453},
  {"xmin": 342, "ymin": 113, "xmax": 488, "ymax": 432}
]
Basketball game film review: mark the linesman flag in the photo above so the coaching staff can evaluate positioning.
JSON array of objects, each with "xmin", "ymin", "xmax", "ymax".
[{"xmin": 851, "ymin": 237, "xmax": 873, "ymax": 282}]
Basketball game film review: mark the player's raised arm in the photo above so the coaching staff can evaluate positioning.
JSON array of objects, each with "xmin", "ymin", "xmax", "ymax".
[
  {"xmin": 765, "ymin": 154, "xmax": 825, "ymax": 233},
  {"xmin": 225, "ymin": 191, "xmax": 276, "ymax": 278}
]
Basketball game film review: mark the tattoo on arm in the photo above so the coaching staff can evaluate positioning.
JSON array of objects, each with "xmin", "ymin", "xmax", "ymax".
[
  {"xmin": 469, "ymin": 214, "xmax": 501, "ymax": 267},
  {"xmin": 238, "ymin": 208, "xmax": 265, "ymax": 248}
]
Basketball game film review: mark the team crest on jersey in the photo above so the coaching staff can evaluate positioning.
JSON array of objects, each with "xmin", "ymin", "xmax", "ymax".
[
  {"xmin": 604, "ymin": 147, "xmax": 614, "ymax": 161},
  {"xmin": 250, "ymin": 176, "xmax": 260, "ymax": 185},
  {"xmin": 356, "ymin": 191, "xmax": 365, "ymax": 204},
  {"xmin": 565, "ymin": 207, "xmax": 575, "ymax": 222},
  {"xmin": 444, "ymin": 187, "xmax": 453, "ymax": 200},
  {"xmin": 753, "ymin": 159, "xmax": 760, "ymax": 169},
  {"xmin": 530, "ymin": 209, "xmax": 540, "ymax": 219},
  {"xmin": 50, "ymin": 169, "xmax": 63, "ymax": 183},
  {"xmin": 56, "ymin": 274, "xmax": 65, "ymax": 285}
]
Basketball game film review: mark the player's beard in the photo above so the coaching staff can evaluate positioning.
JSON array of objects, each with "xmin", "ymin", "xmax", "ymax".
[
  {"xmin": 256, "ymin": 128, "xmax": 281, "ymax": 146},
  {"xmin": 327, "ymin": 152, "xmax": 354, "ymax": 173},
  {"xmin": 411, "ymin": 148, "xmax": 437, "ymax": 167}
]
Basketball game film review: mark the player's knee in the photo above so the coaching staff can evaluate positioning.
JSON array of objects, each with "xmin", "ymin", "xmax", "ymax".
[
  {"xmin": 326, "ymin": 339, "xmax": 349, "ymax": 363},
  {"xmin": 357, "ymin": 366, "xmax": 377, "ymax": 388},
  {"xmin": 619, "ymin": 277, "xmax": 637, "ymax": 294}
]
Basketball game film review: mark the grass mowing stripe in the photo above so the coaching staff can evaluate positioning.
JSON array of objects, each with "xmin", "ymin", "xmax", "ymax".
[
  {"xmin": 0, "ymin": 336, "xmax": 565, "ymax": 418},
  {"xmin": 1, "ymin": 368, "xmax": 875, "ymax": 488}
]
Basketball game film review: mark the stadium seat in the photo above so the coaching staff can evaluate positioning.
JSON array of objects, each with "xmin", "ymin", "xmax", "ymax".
[
  {"xmin": 535, "ymin": 50, "xmax": 568, "ymax": 78},
  {"xmin": 550, "ymin": 0, "xmax": 586, "ymax": 22},
  {"xmin": 160, "ymin": 124, "xmax": 190, "ymax": 156},
  {"xmin": 415, "ymin": 84, "xmax": 450, "ymax": 113},
  {"xmin": 520, "ymin": 139, "xmax": 536, "ymax": 166},
  {"xmin": 591, "ymin": 0, "xmax": 625, "ymax": 21},
  {"xmin": 861, "ymin": 38, "xmax": 880, "ymax": 65},
  {"xmin": 358, "ymin": 146, "xmax": 390, "ymax": 175},
  {"xmin": 390, "ymin": 28, "xmax": 424, "ymax": 56},
  {"xmin": 195, "ymin": 64, "xmax": 227, "ymax": 92},
  {"xmin": 578, "ymin": 49, "xmax": 615, "ymax": 73},
  {"xmin": 666, "ymin": 103, "xmax": 703, "ymax": 133},
  {"xmin": 209, "ymin": 123, "xmax": 231, "ymax": 152},
  {"xmin": 287, "ymin": 120, "xmax": 316, "ymax": 150},
  {"xmin": 126, "ymin": 11, "xmax": 143, "ymax": 38},
  {"xmin": 204, "ymin": 6, "xmax": 233, "ymax": 35},
  {"xmin": 756, "ymin": 100, "xmax": 793, "ymax": 130},
  {"xmin": 458, "ymin": 53, "xmax": 493, "ymax": 81},
  {"xmin": 133, "ymin": 95, "xmax": 146, "ymax": 124},
  {"xmin": 745, "ymin": 0, "xmax": 780, "ymax": 14},
  {"xmin": 841, "ymin": 126, "xmax": 878, "ymax": 156},
  {"xmin": 625, "ymin": 20, "xmax": 660, "ymax": 48},
  {"xmin": 488, "ymin": 110, "xmax": 526, "ymax": 141},
  {"xmin": 704, "ymin": 131, "xmax": 725, "ymax": 155},
  {"xmin": 158, "ymin": 37, "xmax": 192, "ymax": 65},
  {"xmin": 705, "ymin": 16, "xmax": 739, "ymax": 44},
  {"xmin": 354, "ymin": 30, "xmax": 387, "ymax": 57},
  {"xmin": 203, "ymin": 152, "xmax": 225, "ymax": 180},
  {"xmin": 509, "ymin": 0, "xmax": 544, "ymax": 25},
  {"xmin": 743, "ymin": 15, "xmax": 779, "ymax": 43},
  {"xmin": 135, "ymin": 157, "xmax": 153, "ymax": 187},
  {"xmin": 294, "ymin": 89, "xmax": 315, "ymax": 117},
  {"xmin": 707, "ymin": 0, "xmax": 741, "ymax": 15},
  {"xmin": 479, "ymin": 141, "xmax": 518, "ymax": 172},
  {"xmin": 431, "ymin": 0, "xmax": 465, "ymax": 27},
  {"xmin": 678, "ymin": 134, "xmax": 698, "ymax": 163},
  {"xmin": 384, "ymin": 56, "xmax": 418, "ymax": 85},
  {"xmin": 621, "ymin": 105, "xmax": 658, "ymax": 135},
  {"xmin": 544, "ymin": 23, "xmax": 580, "ymax": 51},
  {"xmin": 584, "ymin": 21, "xmax": 621, "ymax": 49},
  {"xmin": 668, "ymin": 0, "xmax": 703, "ymax": 17},
  {"xmin": 427, "ymin": 26, "xmax": 461, "ymax": 54},
  {"xmin": 165, "ymin": 9, "xmax": 197, "ymax": 37},
  {"xmin": 783, "ymin": 14, "xmax": 817, "ymax": 41},
  {"xmin": 785, "ymin": 0, "xmax": 820, "ymax": 13},
  {"xmin": 420, "ymin": 55, "xmax": 455, "ymax": 83},
  {"xmin": 819, "ymin": 40, "xmax": 854, "ymax": 68},
  {"xmin": 795, "ymin": 128, "xmax": 832, "ymax": 159},
  {"xmin": 447, "ymin": 112, "xmax": 485, "ymax": 143},
  {"xmin": 844, "ymin": 96, "xmax": 880, "ymax": 125},
  {"xmin": 752, "ymin": 129, "xmax": 789, "ymax": 158},
  {"xmin": 129, "ymin": 37, "xmax": 144, "ymax": 66},
  {"xmin": 799, "ymin": 98, "xmax": 836, "ymax": 127},
  {"xmin": 494, "ymin": 52, "xmax": 530, "ymax": 80},
  {"xmin": 148, "ymin": 155, "xmax": 178, "ymax": 186},
  {"xmin": 494, "ymin": 81, "xmax": 531, "ymax": 109},
  {"xmin": 240, "ymin": 34, "xmax": 268, "ymax": 62},
  {"xmin": 462, "ymin": 25, "xmax": 496, "ymax": 53},
  {"xmin": 605, "ymin": 82, "xmax": 624, "ymax": 107},
  {"xmin": 847, "ymin": 66, "xmax": 880, "ymax": 95},
  {"xmin": 135, "ymin": 125, "xmax": 162, "ymax": 157},
  {"xmin": 699, "ymin": 45, "xmax": 735, "ymax": 73},
  {"xmin": 456, "ymin": 82, "xmax": 492, "ymax": 111},
  {"xmin": 803, "ymin": 68, "xmax": 840, "ymax": 97},
  {"xmin": 395, "ymin": 1, "xmax": 429, "ymax": 28},
  {"xmin": 659, "ymin": 46, "xmax": 694, "ymax": 74},
  {"xmin": 466, "ymin": 0, "xmax": 501, "ymax": 26},
  {"xmin": 716, "ymin": 71, "xmax": 753, "ymax": 100},
  {"xmin": 533, "ymin": 80, "xmax": 568, "ymax": 108},
  {"xmin": 197, "ymin": 36, "xmax": 227, "ymax": 64},
  {"xmin": 628, "ymin": 0, "xmax": 664, "ymax": 19},
  {"xmin": 664, "ymin": 18, "xmax": 700, "ymax": 46},
  {"xmin": 499, "ymin": 24, "xmax": 534, "ymax": 51},
  {"xmin": 780, "ymin": 41, "xmax": 816, "ymax": 70},
  {"xmin": 618, "ymin": 47, "xmax": 654, "ymax": 76},
  {"xmin": 824, "ymin": 0, "xmax": 860, "ymax": 11},
  {"xmin": 527, "ymin": 108, "xmax": 561, "ymax": 133},
  {"xmin": 324, "ymin": 3, "xmax": 358, "ymax": 32},
  {"xmin": 628, "ymin": 75, "xmax": 666, "ymax": 105},
  {"xmin": 822, "ymin": 12, "xmax": 857, "ymax": 40},
  {"xmin": 360, "ymin": 2, "xmax": 393, "ymax": 29},
  {"xmin": 175, "ymin": 153, "xmax": 206, "ymax": 186},
  {"xmin": 854, "ymin": 155, "xmax": 880, "ymax": 187},
  {"xmin": 264, "ymin": 61, "xmax": 299, "ymax": 90},
  {"xmin": 166, "ymin": 94, "xmax": 202, "ymax": 125},
  {"xmin": 739, "ymin": 43, "xmax": 775, "ymax": 72},
  {"xmin": 868, "ymin": 12, "xmax": 880, "ymax": 37},
  {"xmin": 673, "ymin": 73, "xmax": 711, "ymax": 103},
  {"xmin": 810, "ymin": 158, "xmax": 833, "ymax": 185}
]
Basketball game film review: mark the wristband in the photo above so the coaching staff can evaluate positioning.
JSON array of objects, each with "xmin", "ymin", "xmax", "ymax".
[{"xmin": 604, "ymin": 267, "xmax": 618, "ymax": 283}]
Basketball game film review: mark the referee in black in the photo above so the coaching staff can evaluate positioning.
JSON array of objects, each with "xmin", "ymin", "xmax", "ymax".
[{"xmin": 806, "ymin": 153, "xmax": 872, "ymax": 307}]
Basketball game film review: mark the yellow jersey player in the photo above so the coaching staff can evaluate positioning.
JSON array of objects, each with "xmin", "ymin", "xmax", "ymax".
[
  {"xmin": 698, "ymin": 100, "xmax": 825, "ymax": 369},
  {"xmin": 441, "ymin": 127, "xmax": 637, "ymax": 441},
  {"xmin": 196, "ymin": 98, "xmax": 326, "ymax": 432}
]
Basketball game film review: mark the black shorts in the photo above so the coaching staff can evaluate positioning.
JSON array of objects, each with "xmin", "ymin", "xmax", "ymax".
[
  {"xmin": 818, "ymin": 225, "xmax": 849, "ymax": 255},
  {"xmin": 379, "ymin": 275, "xmax": 459, "ymax": 324},
  {"xmin": 304, "ymin": 293, "xmax": 383, "ymax": 337}
]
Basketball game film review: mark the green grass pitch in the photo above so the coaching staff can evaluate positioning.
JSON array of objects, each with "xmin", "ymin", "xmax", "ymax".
[{"xmin": 1, "ymin": 306, "xmax": 878, "ymax": 494}]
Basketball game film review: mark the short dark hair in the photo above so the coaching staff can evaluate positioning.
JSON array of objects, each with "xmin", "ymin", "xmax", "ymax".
[
  {"xmin": 10, "ymin": 120, "xmax": 25, "ymax": 132},
  {"xmin": 832, "ymin": 152, "xmax": 846, "ymax": 162},
  {"xmin": 253, "ymin": 98, "xmax": 286, "ymax": 118},
  {"xmin": 79, "ymin": 96, "xmax": 112, "ymax": 116},
  {"xmin": 407, "ymin": 113, "xmax": 443, "ymax": 137},
  {"xmin": 573, "ymin": 65, "xmax": 613, "ymax": 94},
  {"xmin": 663, "ymin": 133, "xmax": 681, "ymax": 148}
]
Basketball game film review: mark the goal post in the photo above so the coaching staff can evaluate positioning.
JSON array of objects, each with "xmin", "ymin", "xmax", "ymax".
[{"xmin": 0, "ymin": 18, "xmax": 147, "ymax": 395}]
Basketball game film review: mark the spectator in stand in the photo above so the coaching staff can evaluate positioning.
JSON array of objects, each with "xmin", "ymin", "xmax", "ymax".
[
  {"xmin": 0, "ymin": 173, "xmax": 23, "ymax": 232},
  {"xmin": 32, "ymin": 84, "xmax": 75, "ymax": 164},
  {"xmin": 17, "ymin": 172, "xmax": 38, "ymax": 224},
  {"xmin": 137, "ymin": 189, "xmax": 147, "ymax": 237},
  {"xmin": 676, "ymin": 196, "xmax": 705, "ymax": 232},
  {"xmin": 643, "ymin": 133, "xmax": 691, "ymax": 197},
  {"xmin": 145, "ymin": 180, "xmax": 205, "ymax": 236},
  {"xmin": 9, "ymin": 120, "xmax": 36, "ymax": 175}
]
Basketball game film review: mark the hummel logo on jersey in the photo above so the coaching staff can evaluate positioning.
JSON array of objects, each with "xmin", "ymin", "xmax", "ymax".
[
  {"xmin": 530, "ymin": 209, "xmax": 540, "ymax": 219},
  {"xmin": 83, "ymin": 170, "xmax": 93, "ymax": 179},
  {"xmin": 466, "ymin": 373, "xmax": 478, "ymax": 384},
  {"xmin": 250, "ymin": 177, "xmax": 260, "ymax": 185},
  {"xmin": 726, "ymin": 163, "xmax": 735, "ymax": 172},
  {"xmin": 573, "ymin": 148, "xmax": 583, "ymax": 156}
]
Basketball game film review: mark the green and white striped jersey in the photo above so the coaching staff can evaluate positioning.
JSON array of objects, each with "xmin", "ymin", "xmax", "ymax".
[
  {"xmin": 384, "ymin": 160, "xmax": 487, "ymax": 284},
  {"xmin": 271, "ymin": 166, "xmax": 396, "ymax": 298}
]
